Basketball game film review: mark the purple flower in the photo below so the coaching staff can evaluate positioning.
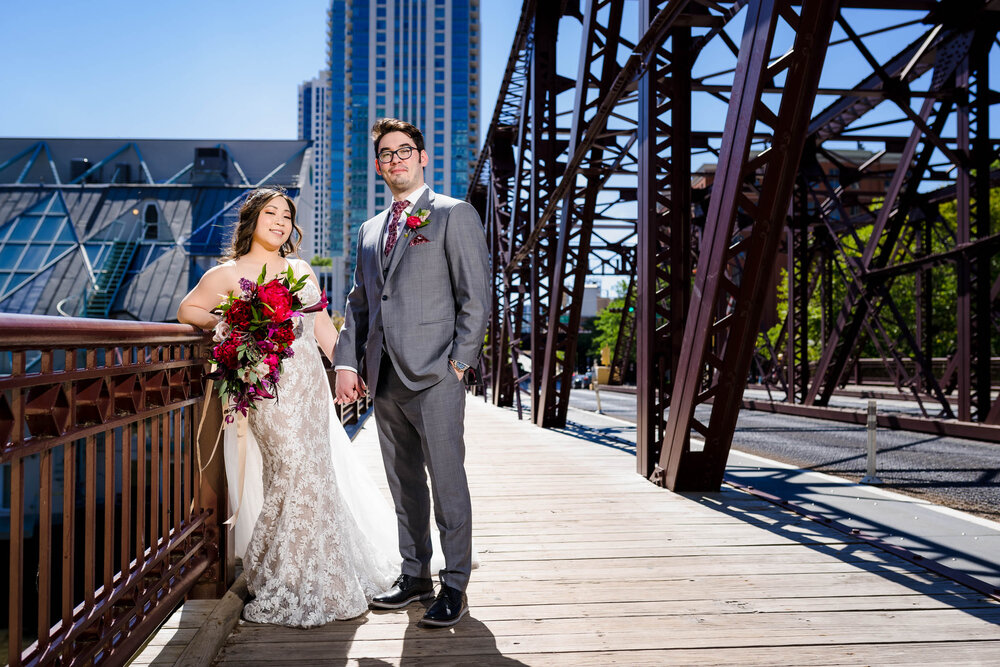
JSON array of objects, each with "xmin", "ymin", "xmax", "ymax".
[{"xmin": 239, "ymin": 277, "xmax": 256, "ymax": 294}]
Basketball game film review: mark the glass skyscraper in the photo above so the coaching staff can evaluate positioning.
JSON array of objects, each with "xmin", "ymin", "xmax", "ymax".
[
  {"xmin": 327, "ymin": 0, "xmax": 480, "ymax": 290},
  {"xmin": 298, "ymin": 70, "xmax": 331, "ymax": 260}
]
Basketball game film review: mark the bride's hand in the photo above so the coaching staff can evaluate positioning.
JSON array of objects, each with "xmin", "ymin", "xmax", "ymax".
[{"xmin": 335, "ymin": 369, "xmax": 365, "ymax": 404}]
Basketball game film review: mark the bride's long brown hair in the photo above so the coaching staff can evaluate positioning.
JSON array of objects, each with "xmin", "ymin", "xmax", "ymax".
[{"xmin": 222, "ymin": 187, "xmax": 303, "ymax": 261}]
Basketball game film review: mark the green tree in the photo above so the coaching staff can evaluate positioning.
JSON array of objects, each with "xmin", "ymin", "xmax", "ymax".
[
  {"xmin": 768, "ymin": 180, "xmax": 999, "ymax": 363},
  {"xmin": 589, "ymin": 280, "xmax": 629, "ymax": 360},
  {"xmin": 310, "ymin": 256, "xmax": 333, "ymax": 267}
]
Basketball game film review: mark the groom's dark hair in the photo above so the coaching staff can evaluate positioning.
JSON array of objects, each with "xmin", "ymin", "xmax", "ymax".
[{"xmin": 371, "ymin": 118, "xmax": 425, "ymax": 155}]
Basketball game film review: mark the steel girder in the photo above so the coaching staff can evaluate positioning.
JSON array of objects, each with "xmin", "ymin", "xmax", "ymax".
[
  {"xmin": 655, "ymin": 0, "xmax": 839, "ymax": 490},
  {"xmin": 805, "ymin": 19, "xmax": 999, "ymax": 421},
  {"xmin": 635, "ymin": 1, "xmax": 703, "ymax": 477},
  {"xmin": 471, "ymin": 0, "xmax": 1000, "ymax": 491},
  {"xmin": 538, "ymin": 0, "xmax": 634, "ymax": 426}
]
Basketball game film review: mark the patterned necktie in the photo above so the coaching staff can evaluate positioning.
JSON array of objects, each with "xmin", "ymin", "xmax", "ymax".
[{"xmin": 384, "ymin": 199, "xmax": 409, "ymax": 256}]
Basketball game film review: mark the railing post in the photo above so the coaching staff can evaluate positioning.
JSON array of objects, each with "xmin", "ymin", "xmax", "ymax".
[
  {"xmin": 190, "ymin": 388, "xmax": 233, "ymax": 598},
  {"xmin": 861, "ymin": 400, "xmax": 883, "ymax": 485}
]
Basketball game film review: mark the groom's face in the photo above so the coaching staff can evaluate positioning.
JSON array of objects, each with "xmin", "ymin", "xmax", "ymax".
[{"xmin": 375, "ymin": 131, "xmax": 428, "ymax": 196}]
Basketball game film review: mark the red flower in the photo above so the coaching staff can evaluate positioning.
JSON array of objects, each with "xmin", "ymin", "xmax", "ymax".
[
  {"xmin": 226, "ymin": 299, "xmax": 252, "ymax": 328},
  {"xmin": 212, "ymin": 339, "xmax": 239, "ymax": 369},
  {"xmin": 271, "ymin": 322, "xmax": 295, "ymax": 350},
  {"xmin": 405, "ymin": 215, "xmax": 421, "ymax": 230},
  {"xmin": 259, "ymin": 279, "xmax": 294, "ymax": 321}
]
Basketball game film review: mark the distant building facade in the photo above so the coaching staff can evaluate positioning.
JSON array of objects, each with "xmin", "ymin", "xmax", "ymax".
[
  {"xmin": 327, "ymin": 0, "xmax": 481, "ymax": 298},
  {"xmin": 0, "ymin": 138, "xmax": 309, "ymax": 321},
  {"xmin": 299, "ymin": 70, "xmax": 348, "ymax": 302},
  {"xmin": 298, "ymin": 70, "xmax": 332, "ymax": 260},
  {"xmin": 693, "ymin": 148, "xmax": 902, "ymax": 220}
]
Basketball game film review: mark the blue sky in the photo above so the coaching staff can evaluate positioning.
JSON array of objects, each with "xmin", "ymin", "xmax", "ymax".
[
  {"xmin": 3, "ymin": 3, "xmax": 988, "ymax": 151},
  {"xmin": 0, "ymin": 1, "xmax": 519, "ymax": 144},
  {"xmin": 6, "ymin": 3, "xmax": 993, "ymax": 296}
]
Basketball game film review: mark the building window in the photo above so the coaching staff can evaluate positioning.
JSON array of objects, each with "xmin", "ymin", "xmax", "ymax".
[{"xmin": 144, "ymin": 204, "xmax": 159, "ymax": 240}]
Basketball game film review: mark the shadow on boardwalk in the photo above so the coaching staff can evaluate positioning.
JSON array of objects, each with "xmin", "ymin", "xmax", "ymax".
[{"xmin": 142, "ymin": 399, "xmax": 1000, "ymax": 665}]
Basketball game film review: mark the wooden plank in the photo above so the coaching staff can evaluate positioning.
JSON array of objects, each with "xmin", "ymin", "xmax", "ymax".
[
  {"xmin": 219, "ymin": 642, "xmax": 1000, "ymax": 667},
  {"xmin": 209, "ymin": 399, "xmax": 1000, "ymax": 664}
]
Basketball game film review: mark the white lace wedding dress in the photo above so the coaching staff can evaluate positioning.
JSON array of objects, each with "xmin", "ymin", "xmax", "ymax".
[{"xmin": 226, "ymin": 280, "xmax": 397, "ymax": 627}]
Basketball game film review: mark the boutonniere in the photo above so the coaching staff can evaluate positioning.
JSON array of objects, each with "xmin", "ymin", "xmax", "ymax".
[{"xmin": 404, "ymin": 208, "xmax": 431, "ymax": 230}]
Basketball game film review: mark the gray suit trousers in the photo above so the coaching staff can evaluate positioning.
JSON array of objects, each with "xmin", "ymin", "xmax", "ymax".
[{"xmin": 374, "ymin": 356, "xmax": 472, "ymax": 591}]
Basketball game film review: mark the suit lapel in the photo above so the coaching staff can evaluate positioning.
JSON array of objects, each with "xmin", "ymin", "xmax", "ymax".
[{"xmin": 384, "ymin": 188, "xmax": 433, "ymax": 282}]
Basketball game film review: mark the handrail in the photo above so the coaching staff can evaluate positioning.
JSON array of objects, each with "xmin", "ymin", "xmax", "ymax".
[
  {"xmin": 1, "ymin": 315, "xmax": 377, "ymax": 666},
  {"xmin": 0, "ymin": 314, "xmax": 206, "ymax": 347},
  {"xmin": 1, "ymin": 315, "xmax": 227, "ymax": 667}
]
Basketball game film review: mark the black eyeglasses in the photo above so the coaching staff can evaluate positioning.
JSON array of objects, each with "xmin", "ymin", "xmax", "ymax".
[{"xmin": 377, "ymin": 146, "xmax": 418, "ymax": 163}]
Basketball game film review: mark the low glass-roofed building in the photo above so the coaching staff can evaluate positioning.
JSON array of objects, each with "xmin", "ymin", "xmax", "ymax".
[{"xmin": 0, "ymin": 138, "xmax": 311, "ymax": 321}]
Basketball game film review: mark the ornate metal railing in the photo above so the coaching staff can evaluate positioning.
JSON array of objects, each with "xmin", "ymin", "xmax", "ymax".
[
  {"xmin": 0, "ymin": 314, "xmax": 377, "ymax": 666},
  {"xmin": 0, "ymin": 315, "xmax": 228, "ymax": 666}
]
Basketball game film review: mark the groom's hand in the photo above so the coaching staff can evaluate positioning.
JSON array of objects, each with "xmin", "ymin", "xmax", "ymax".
[{"xmin": 335, "ymin": 369, "xmax": 366, "ymax": 404}]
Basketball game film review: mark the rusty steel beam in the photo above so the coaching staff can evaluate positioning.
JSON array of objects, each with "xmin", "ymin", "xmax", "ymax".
[
  {"xmin": 527, "ymin": 0, "xmax": 563, "ymax": 426},
  {"xmin": 470, "ymin": 0, "xmax": 1000, "ymax": 491},
  {"xmin": 741, "ymin": 398, "xmax": 1000, "ymax": 444},
  {"xmin": 538, "ymin": 0, "xmax": 632, "ymax": 426},
  {"xmin": 504, "ymin": 0, "xmax": 695, "ymax": 273},
  {"xmin": 636, "ymin": 1, "xmax": 696, "ymax": 477},
  {"xmin": 656, "ymin": 0, "xmax": 839, "ymax": 491}
]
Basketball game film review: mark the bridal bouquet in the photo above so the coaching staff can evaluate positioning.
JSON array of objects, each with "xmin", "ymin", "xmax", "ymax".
[{"xmin": 209, "ymin": 265, "xmax": 329, "ymax": 420}]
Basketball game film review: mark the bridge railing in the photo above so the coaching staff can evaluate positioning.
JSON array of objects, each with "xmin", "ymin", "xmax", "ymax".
[
  {"xmin": 1, "ymin": 313, "xmax": 376, "ymax": 666},
  {"xmin": 0, "ymin": 314, "xmax": 229, "ymax": 666}
]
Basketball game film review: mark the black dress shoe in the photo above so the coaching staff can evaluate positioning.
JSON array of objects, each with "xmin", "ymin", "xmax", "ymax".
[
  {"xmin": 370, "ymin": 574, "xmax": 434, "ymax": 609},
  {"xmin": 419, "ymin": 584, "xmax": 469, "ymax": 628}
]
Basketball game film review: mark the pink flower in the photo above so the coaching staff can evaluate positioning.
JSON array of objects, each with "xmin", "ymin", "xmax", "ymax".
[{"xmin": 406, "ymin": 215, "xmax": 421, "ymax": 229}]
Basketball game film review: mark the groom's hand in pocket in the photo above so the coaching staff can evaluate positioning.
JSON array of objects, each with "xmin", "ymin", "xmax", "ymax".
[{"xmin": 335, "ymin": 369, "xmax": 366, "ymax": 404}]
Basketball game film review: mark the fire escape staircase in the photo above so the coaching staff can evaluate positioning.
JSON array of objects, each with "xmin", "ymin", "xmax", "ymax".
[{"xmin": 83, "ymin": 226, "xmax": 141, "ymax": 318}]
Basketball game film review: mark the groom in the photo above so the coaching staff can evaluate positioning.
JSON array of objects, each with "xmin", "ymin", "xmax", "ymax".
[{"xmin": 333, "ymin": 118, "xmax": 489, "ymax": 628}]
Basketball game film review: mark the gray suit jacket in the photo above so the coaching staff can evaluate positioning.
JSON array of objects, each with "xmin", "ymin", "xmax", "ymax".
[{"xmin": 334, "ymin": 188, "xmax": 490, "ymax": 396}]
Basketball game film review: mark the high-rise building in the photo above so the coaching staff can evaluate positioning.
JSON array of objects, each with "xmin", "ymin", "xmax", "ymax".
[
  {"xmin": 298, "ymin": 70, "xmax": 331, "ymax": 260},
  {"xmin": 327, "ymin": 0, "xmax": 480, "ymax": 296}
]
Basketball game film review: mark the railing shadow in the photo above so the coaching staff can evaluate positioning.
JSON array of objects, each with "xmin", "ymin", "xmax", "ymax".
[
  {"xmin": 545, "ymin": 412, "xmax": 1000, "ymax": 623},
  {"xmin": 678, "ymin": 483, "xmax": 1000, "ymax": 624},
  {"xmin": 723, "ymin": 461, "xmax": 1000, "ymax": 586}
]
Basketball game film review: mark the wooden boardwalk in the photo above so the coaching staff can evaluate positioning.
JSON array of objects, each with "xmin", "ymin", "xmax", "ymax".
[{"xmin": 138, "ymin": 399, "xmax": 1000, "ymax": 665}]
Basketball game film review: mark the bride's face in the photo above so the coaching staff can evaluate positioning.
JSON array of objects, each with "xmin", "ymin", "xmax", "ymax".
[{"xmin": 251, "ymin": 195, "xmax": 293, "ymax": 252}]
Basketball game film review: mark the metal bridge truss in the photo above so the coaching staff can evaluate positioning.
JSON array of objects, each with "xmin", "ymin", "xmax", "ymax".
[{"xmin": 469, "ymin": 0, "xmax": 1000, "ymax": 491}]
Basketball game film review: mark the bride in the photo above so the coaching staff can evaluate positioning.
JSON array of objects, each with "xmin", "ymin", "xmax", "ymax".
[{"xmin": 177, "ymin": 187, "xmax": 399, "ymax": 626}]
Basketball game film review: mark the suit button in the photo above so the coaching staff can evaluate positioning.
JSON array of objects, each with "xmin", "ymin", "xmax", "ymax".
[
  {"xmin": 381, "ymin": 295, "xmax": 388, "ymax": 301},
  {"xmin": 378, "ymin": 325, "xmax": 383, "ymax": 331}
]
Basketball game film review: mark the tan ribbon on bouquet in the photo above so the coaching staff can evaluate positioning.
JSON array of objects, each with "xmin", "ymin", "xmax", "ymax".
[{"xmin": 194, "ymin": 376, "xmax": 250, "ymax": 526}]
